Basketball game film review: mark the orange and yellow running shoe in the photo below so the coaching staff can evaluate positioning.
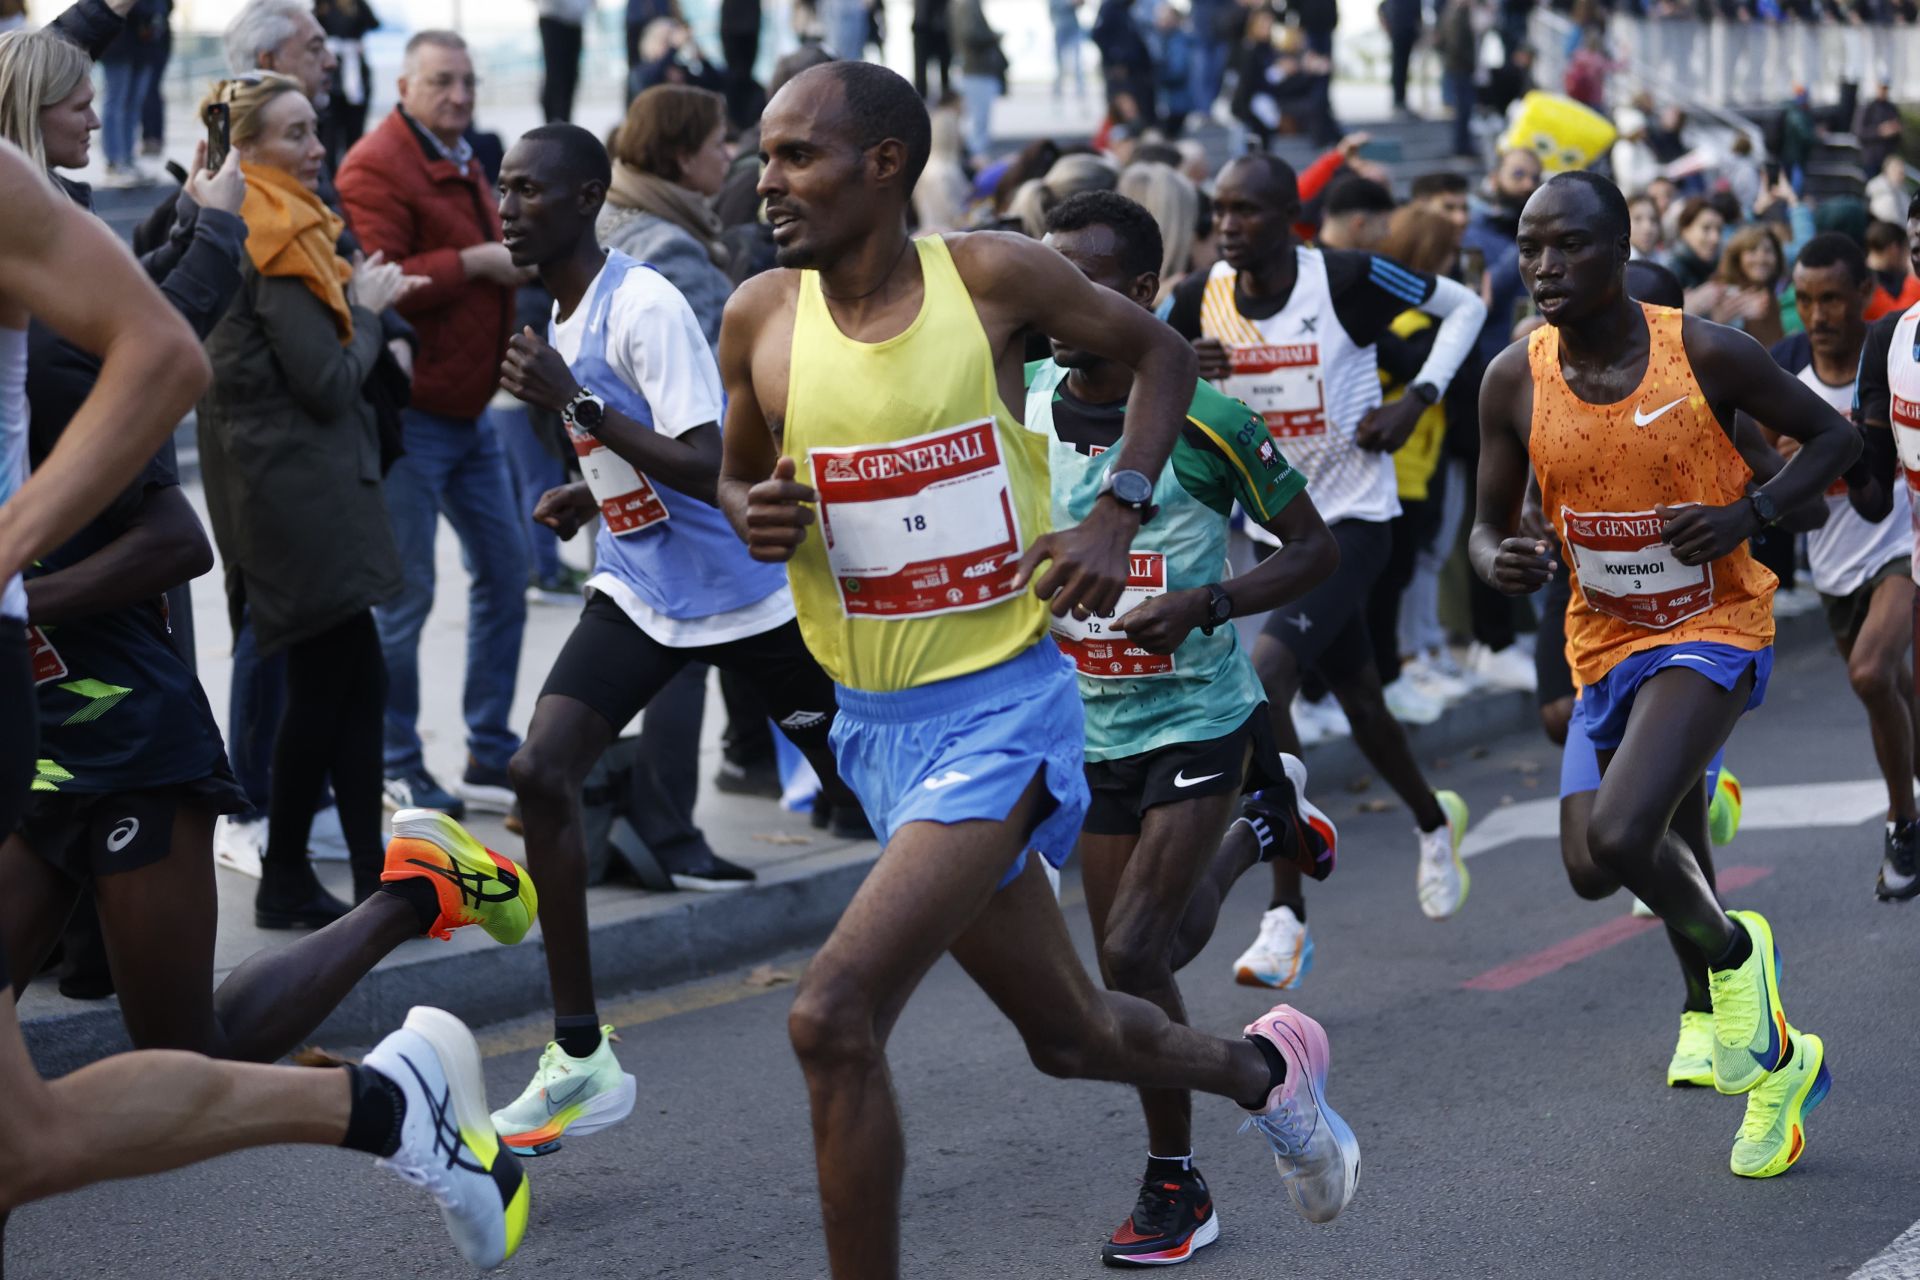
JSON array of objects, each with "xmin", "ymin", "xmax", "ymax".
[{"xmin": 383, "ymin": 808, "xmax": 538, "ymax": 943}]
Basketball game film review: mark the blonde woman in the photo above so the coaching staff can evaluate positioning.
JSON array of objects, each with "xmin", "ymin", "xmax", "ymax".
[
  {"xmin": 197, "ymin": 73, "xmax": 422, "ymax": 925},
  {"xmin": 1117, "ymin": 159, "xmax": 1197, "ymax": 300},
  {"xmin": 1008, "ymin": 150, "xmax": 1117, "ymax": 238}
]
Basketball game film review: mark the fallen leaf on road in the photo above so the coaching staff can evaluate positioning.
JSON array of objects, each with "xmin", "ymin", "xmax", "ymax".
[
  {"xmin": 1356, "ymin": 798, "xmax": 1396, "ymax": 813},
  {"xmin": 751, "ymin": 832, "xmax": 814, "ymax": 846},
  {"xmin": 745, "ymin": 965, "xmax": 796, "ymax": 988},
  {"xmin": 1470, "ymin": 745, "xmax": 1491, "ymax": 759},
  {"xmin": 1345, "ymin": 773, "xmax": 1374, "ymax": 794}
]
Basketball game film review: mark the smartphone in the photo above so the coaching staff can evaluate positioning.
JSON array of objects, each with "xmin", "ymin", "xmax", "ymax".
[
  {"xmin": 1461, "ymin": 245, "xmax": 1487, "ymax": 285},
  {"xmin": 206, "ymin": 102, "xmax": 230, "ymax": 173}
]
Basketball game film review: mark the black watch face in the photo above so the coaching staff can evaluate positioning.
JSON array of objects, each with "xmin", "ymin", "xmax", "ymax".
[
  {"xmin": 1111, "ymin": 469, "xmax": 1153, "ymax": 507},
  {"xmin": 573, "ymin": 399, "xmax": 604, "ymax": 429}
]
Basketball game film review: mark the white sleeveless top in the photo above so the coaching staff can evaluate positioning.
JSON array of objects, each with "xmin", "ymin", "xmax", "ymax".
[
  {"xmin": 1797, "ymin": 362, "xmax": 1909, "ymax": 597},
  {"xmin": 0, "ymin": 325, "xmax": 28, "ymax": 621}
]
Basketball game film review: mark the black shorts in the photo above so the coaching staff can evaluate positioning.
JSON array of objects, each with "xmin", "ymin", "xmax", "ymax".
[
  {"xmin": 1821, "ymin": 556, "xmax": 1913, "ymax": 646},
  {"xmin": 1535, "ymin": 559, "xmax": 1576, "ymax": 707},
  {"xmin": 1259, "ymin": 519, "xmax": 1392, "ymax": 680},
  {"xmin": 1083, "ymin": 706, "xmax": 1285, "ymax": 836},
  {"xmin": 16, "ymin": 775, "xmax": 243, "ymax": 881},
  {"xmin": 2, "ymin": 625, "xmax": 33, "ymax": 994},
  {"xmin": 542, "ymin": 593, "xmax": 846, "ymax": 790}
]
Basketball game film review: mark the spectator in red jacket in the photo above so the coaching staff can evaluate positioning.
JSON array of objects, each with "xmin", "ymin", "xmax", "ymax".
[{"xmin": 336, "ymin": 29, "xmax": 530, "ymax": 817}]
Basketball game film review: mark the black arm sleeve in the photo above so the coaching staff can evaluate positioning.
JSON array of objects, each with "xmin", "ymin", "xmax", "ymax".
[
  {"xmin": 1857, "ymin": 312, "xmax": 1897, "ymax": 428},
  {"xmin": 1324, "ymin": 250, "xmax": 1439, "ymax": 347}
]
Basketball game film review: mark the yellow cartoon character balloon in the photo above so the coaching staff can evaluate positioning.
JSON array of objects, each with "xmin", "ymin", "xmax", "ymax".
[{"xmin": 1500, "ymin": 91, "xmax": 1619, "ymax": 172}]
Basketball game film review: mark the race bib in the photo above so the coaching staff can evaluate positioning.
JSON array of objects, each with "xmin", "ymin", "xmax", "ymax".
[
  {"xmin": 570, "ymin": 423, "xmax": 669, "ymax": 536},
  {"xmin": 811, "ymin": 419, "xmax": 1024, "ymax": 619},
  {"xmin": 25, "ymin": 624, "xmax": 66, "ymax": 686},
  {"xmin": 1892, "ymin": 395, "xmax": 1920, "ymax": 496},
  {"xmin": 1561, "ymin": 507, "xmax": 1713, "ymax": 630},
  {"xmin": 1221, "ymin": 343, "xmax": 1326, "ymax": 439},
  {"xmin": 1051, "ymin": 551, "xmax": 1176, "ymax": 679}
]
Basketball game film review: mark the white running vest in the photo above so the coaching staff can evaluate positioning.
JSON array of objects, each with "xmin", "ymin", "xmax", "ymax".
[
  {"xmin": 1883, "ymin": 304, "xmax": 1920, "ymax": 585},
  {"xmin": 1196, "ymin": 248, "xmax": 1399, "ymax": 530},
  {"xmin": 1798, "ymin": 362, "xmax": 1909, "ymax": 597}
]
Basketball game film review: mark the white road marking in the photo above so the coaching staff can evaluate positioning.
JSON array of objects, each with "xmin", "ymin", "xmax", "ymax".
[
  {"xmin": 1851, "ymin": 1219, "xmax": 1920, "ymax": 1279},
  {"xmin": 1460, "ymin": 779, "xmax": 1896, "ymax": 859}
]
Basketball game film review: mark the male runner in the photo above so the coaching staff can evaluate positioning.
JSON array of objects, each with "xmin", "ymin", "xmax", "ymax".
[
  {"xmin": 1164, "ymin": 151, "xmax": 1488, "ymax": 988},
  {"xmin": 1028, "ymin": 191, "xmax": 1342, "ymax": 1267},
  {"xmin": 718, "ymin": 65, "xmax": 1360, "ymax": 1278},
  {"xmin": 488, "ymin": 124, "xmax": 863, "ymax": 1154},
  {"xmin": 1534, "ymin": 259, "xmax": 1780, "ymax": 1088},
  {"xmin": 1472, "ymin": 170, "xmax": 1857, "ymax": 1178},
  {"xmin": 0, "ymin": 142, "xmax": 526, "ymax": 1269},
  {"xmin": 1824, "ymin": 212, "xmax": 1920, "ymax": 901},
  {"xmin": 1771, "ymin": 234, "xmax": 1920, "ymax": 892}
]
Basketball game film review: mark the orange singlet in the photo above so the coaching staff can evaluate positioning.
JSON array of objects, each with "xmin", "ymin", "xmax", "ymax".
[{"xmin": 1528, "ymin": 303, "xmax": 1775, "ymax": 688}]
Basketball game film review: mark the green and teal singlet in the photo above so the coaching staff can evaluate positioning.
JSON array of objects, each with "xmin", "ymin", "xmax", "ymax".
[{"xmin": 1023, "ymin": 359, "xmax": 1306, "ymax": 760}]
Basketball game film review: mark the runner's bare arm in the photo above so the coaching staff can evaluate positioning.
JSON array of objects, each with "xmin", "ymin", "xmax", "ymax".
[
  {"xmin": 1469, "ymin": 341, "xmax": 1555, "ymax": 594},
  {"xmin": 1731, "ymin": 412, "xmax": 1828, "ymax": 533},
  {"xmin": 24, "ymin": 484, "xmax": 213, "ymax": 625},
  {"xmin": 956, "ymin": 232, "xmax": 1199, "ymax": 618},
  {"xmin": 500, "ymin": 326, "xmax": 722, "ymax": 504},
  {"xmin": 1116, "ymin": 491, "xmax": 1337, "ymax": 653},
  {"xmin": 1663, "ymin": 316, "xmax": 1861, "ymax": 565},
  {"xmin": 717, "ymin": 277, "xmax": 816, "ymax": 562},
  {"xmin": 0, "ymin": 148, "xmax": 210, "ymax": 584}
]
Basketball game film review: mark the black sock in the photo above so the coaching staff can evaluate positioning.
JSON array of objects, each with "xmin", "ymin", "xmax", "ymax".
[
  {"xmin": 1144, "ymin": 1152, "xmax": 1196, "ymax": 1181},
  {"xmin": 378, "ymin": 877, "xmax": 440, "ymax": 935},
  {"xmin": 1240, "ymin": 1034, "xmax": 1288, "ymax": 1110},
  {"xmin": 1267, "ymin": 894, "xmax": 1305, "ymax": 922},
  {"xmin": 555, "ymin": 1015, "xmax": 602, "ymax": 1059},
  {"xmin": 340, "ymin": 1063, "xmax": 405, "ymax": 1158},
  {"xmin": 1710, "ymin": 923, "xmax": 1753, "ymax": 972}
]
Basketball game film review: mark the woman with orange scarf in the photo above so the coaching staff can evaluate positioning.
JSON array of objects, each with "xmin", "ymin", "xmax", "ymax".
[{"xmin": 198, "ymin": 73, "xmax": 423, "ymax": 928}]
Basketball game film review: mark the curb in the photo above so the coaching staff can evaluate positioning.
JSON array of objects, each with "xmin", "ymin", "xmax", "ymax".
[{"xmin": 20, "ymin": 607, "xmax": 1831, "ymax": 1074}]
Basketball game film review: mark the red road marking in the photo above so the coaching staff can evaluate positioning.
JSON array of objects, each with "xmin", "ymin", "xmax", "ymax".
[{"xmin": 1462, "ymin": 865, "xmax": 1773, "ymax": 992}]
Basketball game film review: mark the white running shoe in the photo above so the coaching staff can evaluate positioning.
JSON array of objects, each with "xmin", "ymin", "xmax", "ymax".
[
  {"xmin": 1465, "ymin": 641, "xmax": 1538, "ymax": 693},
  {"xmin": 1403, "ymin": 651, "xmax": 1474, "ymax": 702},
  {"xmin": 1298, "ymin": 694, "xmax": 1350, "ymax": 739},
  {"xmin": 491, "ymin": 1027, "xmax": 638, "ymax": 1155},
  {"xmin": 1232, "ymin": 905, "xmax": 1314, "ymax": 989},
  {"xmin": 1382, "ymin": 676, "xmax": 1444, "ymax": 725},
  {"xmin": 363, "ymin": 1007, "xmax": 531, "ymax": 1271},
  {"xmin": 1289, "ymin": 694, "xmax": 1326, "ymax": 746},
  {"xmin": 212, "ymin": 814, "xmax": 266, "ymax": 879},
  {"xmin": 1417, "ymin": 790, "xmax": 1471, "ymax": 919}
]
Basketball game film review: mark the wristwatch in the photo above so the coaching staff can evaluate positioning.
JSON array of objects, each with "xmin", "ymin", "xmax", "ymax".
[
  {"xmin": 1746, "ymin": 489, "xmax": 1779, "ymax": 529},
  {"xmin": 1097, "ymin": 468, "xmax": 1158, "ymax": 524},
  {"xmin": 1409, "ymin": 381, "xmax": 1440, "ymax": 406},
  {"xmin": 562, "ymin": 387, "xmax": 606, "ymax": 432},
  {"xmin": 1201, "ymin": 583, "xmax": 1234, "ymax": 636}
]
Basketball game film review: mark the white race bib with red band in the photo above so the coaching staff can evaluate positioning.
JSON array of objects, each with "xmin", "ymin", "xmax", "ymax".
[
  {"xmin": 569, "ymin": 422, "xmax": 670, "ymax": 536},
  {"xmin": 1222, "ymin": 343, "xmax": 1327, "ymax": 439},
  {"xmin": 1892, "ymin": 394, "xmax": 1920, "ymax": 496},
  {"xmin": 1562, "ymin": 507, "xmax": 1713, "ymax": 630},
  {"xmin": 26, "ymin": 624, "xmax": 66, "ymax": 686},
  {"xmin": 1051, "ymin": 551, "xmax": 1175, "ymax": 679},
  {"xmin": 811, "ymin": 418, "xmax": 1024, "ymax": 619}
]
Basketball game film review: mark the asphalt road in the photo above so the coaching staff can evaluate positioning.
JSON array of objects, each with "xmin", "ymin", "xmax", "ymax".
[{"xmin": 8, "ymin": 640, "xmax": 1920, "ymax": 1280}]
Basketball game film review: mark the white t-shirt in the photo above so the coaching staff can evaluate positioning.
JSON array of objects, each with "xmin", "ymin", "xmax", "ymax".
[
  {"xmin": 1797, "ymin": 361, "xmax": 1910, "ymax": 598},
  {"xmin": 554, "ymin": 260, "xmax": 796, "ymax": 647}
]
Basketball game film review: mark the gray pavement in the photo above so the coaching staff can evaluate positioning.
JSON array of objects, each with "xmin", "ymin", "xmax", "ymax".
[{"xmin": 9, "ymin": 636, "xmax": 1920, "ymax": 1279}]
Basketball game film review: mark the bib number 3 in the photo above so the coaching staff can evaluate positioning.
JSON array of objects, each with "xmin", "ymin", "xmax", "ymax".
[
  {"xmin": 1562, "ymin": 506, "xmax": 1713, "ymax": 630},
  {"xmin": 811, "ymin": 419, "xmax": 1024, "ymax": 619}
]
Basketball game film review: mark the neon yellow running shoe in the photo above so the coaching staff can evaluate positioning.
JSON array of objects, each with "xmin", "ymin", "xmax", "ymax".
[
  {"xmin": 383, "ymin": 808, "xmax": 539, "ymax": 944},
  {"xmin": 1731, "ymin": 1030, "xmax": 1830, "ymax": 1178},
  {"xmin": 1666, "ymin": 1010, "xmax": 1715, "ymax": 1087},
  {"xmin": 1707, "ymin": 910, "xmax": 1789, "ymax": 1095},
  {"xmin": 1709, "ymin": 767, "xmax": 1742, "ymax": 847}
]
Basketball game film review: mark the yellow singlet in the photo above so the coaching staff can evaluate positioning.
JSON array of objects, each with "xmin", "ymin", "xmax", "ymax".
[{"xmin": 782, "ymin": 236, "xmax": 1053, "ymax": 692}]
